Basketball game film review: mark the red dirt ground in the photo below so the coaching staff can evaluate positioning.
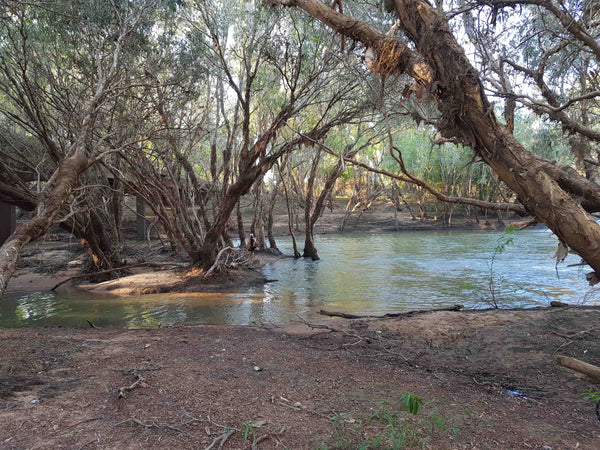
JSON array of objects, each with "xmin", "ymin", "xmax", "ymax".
[{"xmin": 1, "ymin": 306, "xmax": 599, "ymax": 449}]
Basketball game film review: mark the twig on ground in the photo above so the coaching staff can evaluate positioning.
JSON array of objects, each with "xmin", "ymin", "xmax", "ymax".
[
  {"xmin": 277, "ymin": 401, "xmax": 330, "ymax": 419},
  {"xmin": 113, "ymin": 418, "xmax": 184, "ymax": 433},
  {"xmin": 252, "ymin": 426, "xmax": 289, "ymax": 449},
  {"xmin": 204, "ymin": 429, "xmax": 235, "ymax": 450},
  {"xmin": 117, "ymin": 373, "xmax": 148, "ymax": 399},
  {"xmin": 77, "ymin": 436, "xmax": 100, "ymax": 450},
  {"xmin": 65, "ymin": 417, "xmax": 104, "ymax": 429}
]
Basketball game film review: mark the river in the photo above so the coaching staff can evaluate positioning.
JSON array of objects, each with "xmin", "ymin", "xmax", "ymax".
[{"xmin": 0, "ymin": 229, "xmax": 596, "ymax": 328}]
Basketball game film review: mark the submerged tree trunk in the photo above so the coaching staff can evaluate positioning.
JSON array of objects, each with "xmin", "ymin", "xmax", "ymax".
[
  {"xmin": 280, "ymin": 0, "xmax": 600, "ymax": 276},
  {"xmin": 278, "ymin": 160, "xmax": 301, "ymax": 258},
  {"xmin": 303, "ymin": 148, "xmax": 321, "ymax": 260}
]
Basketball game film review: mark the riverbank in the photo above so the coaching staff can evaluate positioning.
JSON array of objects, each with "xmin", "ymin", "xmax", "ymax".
[
  {"xmin": 6, "ymin": 199, "xmax": 510, "ymax": 296},
  {"xmin": 1, "ymin": 306, "xmax": 599, "ymax": 448}
]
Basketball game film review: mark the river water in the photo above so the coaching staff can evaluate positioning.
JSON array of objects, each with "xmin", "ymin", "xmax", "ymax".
[{"xmin": 1, "ymin": 229, "xmax": 597, "ymax": 328}]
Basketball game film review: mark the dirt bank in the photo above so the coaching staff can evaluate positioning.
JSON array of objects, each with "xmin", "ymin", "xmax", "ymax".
[{"xmin": 1, "ymin": 307, "xmax": 599, "ymax": 449}]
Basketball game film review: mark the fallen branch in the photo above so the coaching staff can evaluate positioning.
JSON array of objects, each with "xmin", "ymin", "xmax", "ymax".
[
  {"xmin": 508, "ymin": 219, "xmax": 539, "ymax": 230},
  {"xmin": 295, "ymin": 315, "xmax": 365, "ymax": 341},
  {"xmin": 117, "ymin": 373, "xmax": 148, "ymax": 399},
  {"xmin": 319, "ymin": 304, "xmax": 463, "ymax": 319},
  {"xmin": 51, "ymin": 262, "xmax": 186, "ymax": 290},
  {"xmin": 204, "ymin": 429, "xmax": 235, "ymax": 450},
  {"xmin": 114, "ymin": 418, "xmax": 183, "ymax": 434},
  {"xmin": 555, "ymin": 355, "xmax": 600, "ymax": 382}
]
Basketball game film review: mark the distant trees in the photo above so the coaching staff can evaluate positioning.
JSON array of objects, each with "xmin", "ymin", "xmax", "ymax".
[
  {"xmin": 271, "ymin": 0, "xmax": 600, "ymax": 278},
  {"xmin": 0, "ymin": 0, "xmax": 367, "ymax": 294}
]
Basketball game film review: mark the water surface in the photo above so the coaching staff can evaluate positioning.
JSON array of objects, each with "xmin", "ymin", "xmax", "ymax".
[{"xmin": 1, "ymin": 229, "xmax": 596, "ymax": 328}]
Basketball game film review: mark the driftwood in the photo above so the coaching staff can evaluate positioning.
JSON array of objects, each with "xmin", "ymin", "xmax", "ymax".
[
  {"xmin": 118, "ymin": 373, "xmax": 148, "ymax": 399},
  {"xmin": 555, "ymin": 355, "xmax": 600, "ymax": 382},
  {"xmin": 319, "ymin": 304, "xmax": 463, "ymax": 319},
  {"xmin": 50, "ymin": 262, "xmax": 185, "ymax": 290},
  {"xmin": 550, "ymin": 301, "xmax": 570, "ymax": 307}
]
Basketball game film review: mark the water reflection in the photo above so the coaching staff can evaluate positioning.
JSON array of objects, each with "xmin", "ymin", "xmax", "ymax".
[{"xmin": 1, "ymin": 229, "xmax": 597, "ymax": 328}]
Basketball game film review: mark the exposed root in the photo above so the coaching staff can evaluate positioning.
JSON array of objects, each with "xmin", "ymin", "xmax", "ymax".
[{"xmin": 204, "ymin": 247, "xmax": 259, "ymax": 278}]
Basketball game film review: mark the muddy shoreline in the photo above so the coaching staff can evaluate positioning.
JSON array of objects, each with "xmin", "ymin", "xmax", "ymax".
[{"xmin": 1, "ymin": 307, "xmax": 599, "ymax": 448}]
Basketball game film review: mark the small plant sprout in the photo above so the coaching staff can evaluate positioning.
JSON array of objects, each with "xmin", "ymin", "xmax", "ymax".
[
  {"xmin": 401, "ymin": 392, "xmax": 424, "ymax": 415},
  {"xmin": 489, "ymin": 225, "xmax": 517, "ymax": 308}
]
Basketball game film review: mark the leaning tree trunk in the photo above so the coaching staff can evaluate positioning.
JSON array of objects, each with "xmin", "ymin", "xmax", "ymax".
[
  {"xmin": 303, "ymin": 148, "xmax": 321, "ymax": 260},
  {"xmin": 0, "ymin": 152, "xmax": 90, "ymax": 296},
  {"xmin": 69, "ymin": 208, "xmax": 122, "ymax": 271},
  {"xmin": 284, "ymin": 0, "xmax": 600, "ymax": 276}
]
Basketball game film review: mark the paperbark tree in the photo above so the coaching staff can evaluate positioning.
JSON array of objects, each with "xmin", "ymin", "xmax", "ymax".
[
  {"xmin": 0, "ymin": 1, "xmax": 150, "ymax": 296},
  {"xmin": 301, "ymin": 124, "xmax": 377, "ymax": 260},
  {"xmin": 272, "ymin": 0, "xmax": 600, "ymax": 277}
]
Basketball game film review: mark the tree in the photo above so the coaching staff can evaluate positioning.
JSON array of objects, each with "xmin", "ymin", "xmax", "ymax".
[
  {"xmin": 270, "ymin": 0, "xmax": 600, "ymax": 279},
  {"xmin": 0, "ymin": 0, "xmax": 158, "ymax": 295}
]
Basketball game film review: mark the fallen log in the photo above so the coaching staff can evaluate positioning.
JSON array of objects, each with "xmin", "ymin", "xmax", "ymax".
[
  {"xmin": 50, "ymin": 262, "xmax": 186, "ymax": 291},
  {"xmin": 555, "ymin": 355, "xmax": 600, "ymax": 382},
  {"xmin": 319, "ymin": 304, "xmax": 463, "ymax": 319}
]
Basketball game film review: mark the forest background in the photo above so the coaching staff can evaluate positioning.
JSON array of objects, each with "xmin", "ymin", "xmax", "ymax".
[{"xmin": 0, "ymin": 0, "xmax": 598, "ymax": 295}]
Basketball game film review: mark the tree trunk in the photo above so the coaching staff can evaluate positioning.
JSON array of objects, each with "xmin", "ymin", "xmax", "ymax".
[
  {"xmin": 303, "ymin": 148, "xmax": 321, "ymax": 260},
  {"xmin": 303, "ymin": 234, "xmax": 319, "ymax": 261},
  {"xmin": 236, "ymin": 200, "xmax": 247, "ymax": 248},
  {"xmin": 0, "ymin": 152, "xmax": 90, "ymax": 296},
  {"xmin": 285, "ymin": 0, "xmax": 600, "ymax": 275},
  {"xmin": 278, "ymin": 160, "xmax": 301, "ymax": 258},
  {"xmin": 266, "ymin": 182, "xmax": 280, "ymax": 251}
]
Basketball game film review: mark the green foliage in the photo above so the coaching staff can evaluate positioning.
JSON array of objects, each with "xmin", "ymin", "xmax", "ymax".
[
  {"xmin": 240, "ymin": 420, "xmax": 258, "ymax": 441},
  {"xmin": 317, "ymin": 396, "xmax": 460, "ymax": 449},
  {"xmin": 494, "ymin": 225, "xmax": 516, "ymax": 255},
  {"xmin": 489, "ymin": 225, "xmax": 517, "ymax": 308},
  {"xmin": 581, "ymin": 390, "xmax": 600, "ymax": 403},
  {"xmin": 401, "ymin": 392, "xmax": 424, "ymax": 415}
]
